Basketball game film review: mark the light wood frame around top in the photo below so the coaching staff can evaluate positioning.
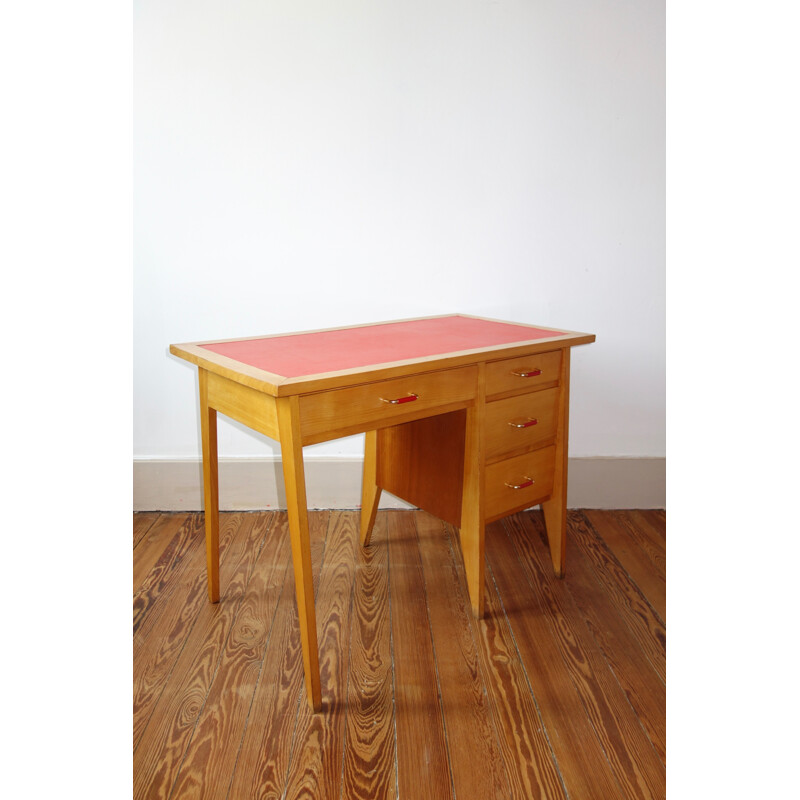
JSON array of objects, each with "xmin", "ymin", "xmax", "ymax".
[{"xmin": 169, "ymin": 314, "xmax": 595, "ymax": 397}]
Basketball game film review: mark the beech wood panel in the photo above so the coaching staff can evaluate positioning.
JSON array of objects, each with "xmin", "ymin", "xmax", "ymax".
[
  {"xmin": 205, "ymin": 369, "xmax": 279, "ymax": 440},
  {"xmin": 485, "ymin": 386, "xmax": 559, "ymax": 461},
  {"xmin": 134, "ymin": 508, "xmax": 665, "ymax": 800},
  {"xmin": 297, "ymin": 365, "xmax": 477, "ymax": 444},
  {"xmin": 377, "ymin": 410, "xmax": 466, "ymax": 528},
  {"xmin": 484, "ymin": 445, "xmax": 556, "ymax": 520},
  {"xmin": 485, "ymin": 349, "xmax": 562, "ymax": 398}
]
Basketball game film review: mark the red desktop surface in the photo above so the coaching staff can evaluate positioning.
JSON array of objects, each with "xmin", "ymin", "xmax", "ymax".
[{"xmin": 199, "ymin": 315, "xmax": 559, "ymax": 379}]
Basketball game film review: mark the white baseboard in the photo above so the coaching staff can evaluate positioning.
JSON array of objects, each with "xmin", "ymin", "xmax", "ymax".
[{"xmin": 133, "ymin": 456, "xmax": 665, "ymax": 511}]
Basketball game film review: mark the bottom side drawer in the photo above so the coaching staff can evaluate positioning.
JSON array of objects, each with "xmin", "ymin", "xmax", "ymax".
[{"xmin": 485, "ymin": 445, "xmax": 556, "ymax": 519}]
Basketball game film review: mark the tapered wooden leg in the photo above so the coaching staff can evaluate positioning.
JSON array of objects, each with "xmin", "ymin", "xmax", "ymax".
[
  {"xmin": 459, "ymin": 372, "xmax": 486, "ymax": 618},
  {"xmin": 541, "ymin": 498, "xmax": 567, "ymax": 577},
  {"xmin": 277, "ymin": 396, "xmax": 322, "ymax": 712},
  {"xmin": 199, "ymin": 369, "xmax": 220, "ymax": 603},
  {"xmin": 541, "ymin": 348, "xmax": 570, "ymax": 577},
  {"xmin": 360, "ymin": 429, "xmax": 382, "ymax": 546}
]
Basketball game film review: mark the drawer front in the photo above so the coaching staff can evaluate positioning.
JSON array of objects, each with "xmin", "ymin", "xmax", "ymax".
[
  {"xmin": 485, "ymin": 445, "xmax": 556, "ymax": 519},
  {"xmin": 485, "ymin": 349, "xmax": 562, "ymax": 397},
  {"xmin": 485, "ymin": 387, "xmax": 559, "ymax": 461},
  {"xmin": 299, "ymin": 366, "xmax": 478, "ymax": 442}
]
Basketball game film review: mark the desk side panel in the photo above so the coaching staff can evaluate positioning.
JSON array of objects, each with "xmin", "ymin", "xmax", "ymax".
[
  {"xmin": 206, "ymin": 371, "xmax": 279, "ymax": 441},
  {"xmin": 377, "ymin": 412, "xmax": 466, "ymax": 528}
]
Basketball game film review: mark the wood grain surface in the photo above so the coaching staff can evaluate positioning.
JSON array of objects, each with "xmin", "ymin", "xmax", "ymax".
[
  {"xmin": 227, "ymin": 511, "xmax": 330, "ymax": 800},
  {"xmin": 134, "ymin": 512, "xmax": 161, "ymax": 550},
  {"xmin": 133, "ymin": 513, "xmax": 251, "ymax": 750},
  {"xmin": 341, "ymin": 513, "xmax": 396, "ymax": 800},
  {"xmin": 387, "ymin": 510, "xmax": 454, "ymax": 800},
  {"xmin": 505, "ymin": 513, "xmax": 665, "ymax": 799},
  {"xmin": 134, "ymin": 508, "xmax": 666, "ymax": 800}
]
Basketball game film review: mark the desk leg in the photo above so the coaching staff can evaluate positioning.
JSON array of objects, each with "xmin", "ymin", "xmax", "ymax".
[
  {"xmin": 541, "ymin": 348, "xmax": 570, "ymax": 577},
  {"xmin": 460, "ymin": 390, "xmax": 486, "ymax": 619},
  {"xmin": 277, "ymin": 396, "xmax": 322, "ymax": 712},
  {"xmin": 540, "ymin": 494, "xmax": 567, "ymax": 577},
  {"xmin": 360, "ymin": 429, "xmax": 382, "ymax": 547},
  {"xmin": 199, "ymin": 369, "xmax": 220, "ymax": 603}
]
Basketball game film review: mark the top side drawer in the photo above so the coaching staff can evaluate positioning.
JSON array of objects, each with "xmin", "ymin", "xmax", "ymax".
[
  {"xmin": 485, "ymin": 349, "xmax": 562, "ymax": 397},
  {"xmin": 299, "ymin": 365, "xmax": 478, "ymax": 444}
]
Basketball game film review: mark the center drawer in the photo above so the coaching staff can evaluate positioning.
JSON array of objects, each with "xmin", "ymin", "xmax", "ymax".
[
  {"xmin": 485, "ymin": 386, "xmax": 559, "ymax": 461},
  {"xmin": 298, "ymin": 365, "xmax": 478, "ymax": 443}
]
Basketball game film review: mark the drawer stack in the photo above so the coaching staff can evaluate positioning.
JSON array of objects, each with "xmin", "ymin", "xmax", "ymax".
[{"xmin": 483, "ymin": 349, "xmax": 562, "ymax": 521}]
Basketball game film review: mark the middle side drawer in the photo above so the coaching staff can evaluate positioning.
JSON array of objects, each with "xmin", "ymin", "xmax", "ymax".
[{"xmin": 485, "ymin": 386, "xmax": 559, "ymax": 462}]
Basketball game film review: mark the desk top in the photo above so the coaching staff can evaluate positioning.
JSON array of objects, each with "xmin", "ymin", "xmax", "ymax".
[{"xmin": 170, "ymin": 314, "xmax": 595, "ymax": 396}]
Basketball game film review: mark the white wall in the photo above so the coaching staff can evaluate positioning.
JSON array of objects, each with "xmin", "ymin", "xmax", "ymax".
[{"xmin": 134, "ymin": 1, "xmax": 664, "ymax": 470}]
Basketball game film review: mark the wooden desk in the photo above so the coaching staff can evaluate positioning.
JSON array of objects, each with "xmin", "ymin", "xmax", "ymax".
[{"xmin": 170, "ymin": 315, "xmax": 595, "ymax": 711}]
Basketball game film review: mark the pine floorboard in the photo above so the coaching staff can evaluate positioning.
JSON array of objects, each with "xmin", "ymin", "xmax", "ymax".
[{"xmin": 134, "ymin": 509, "xmax": 666, "ymax": 799}]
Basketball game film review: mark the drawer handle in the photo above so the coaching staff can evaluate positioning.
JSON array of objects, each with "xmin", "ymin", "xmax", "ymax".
[
  {"xmin": 511, "ymin": 368, "xmax": 542, "ymax": 378},
  {"xmin": 508, "ymin": 417, "xmax": 538, "ymax": 429},
  {"xmin": 380, "ymin": 392, "xmax": 419, "ymax": 405},
  {"xmin": 504, "ymin": 477, "xmax": 534, "ymax": 490}
]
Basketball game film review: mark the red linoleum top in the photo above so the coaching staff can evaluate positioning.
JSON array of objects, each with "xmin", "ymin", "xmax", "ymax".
[{"xmin": 199, "ymin": 316, "xmax": 559, "ymax": 379}]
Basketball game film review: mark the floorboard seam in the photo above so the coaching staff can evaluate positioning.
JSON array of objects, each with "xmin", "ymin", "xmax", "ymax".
[
  {"xmin": 279, "ymin": 510, "xmax": 333, "ymax": 800},
  {"xmin": 414, "ymin": 511, "xmax": 458, "ymax": 800},
  {"xmin": 223, "ymin": 512, "xmax": 291, "ymax": 800},
  {"xmin": 164, "ymin": 514, "xmax": 272, "ymax": 800},
  {"xmin": 579, "ymin": 512, "xmax": 665, "ymax": 629},
  {"xmin": 487, "ymin": 520, "xmax": 571, "ymax": 800}
]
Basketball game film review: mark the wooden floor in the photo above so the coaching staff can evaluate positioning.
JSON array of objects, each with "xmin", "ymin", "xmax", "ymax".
[{"xmin": 133, "ymin": 508, "xmax": 665, "ymax": 800}]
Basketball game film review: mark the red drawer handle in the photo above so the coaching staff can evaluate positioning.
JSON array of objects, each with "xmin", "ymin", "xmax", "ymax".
[
  {"xmin": 380, "ymin": 392, "xmax": 419, "ymax": 405},
  {"xmin": 508, "ymin": 418, "xmax": 538, "ymax": 429},
  {"xmin": 511, "ymin": 368, "xmax": 542, "ymax": 378},
  {"xmin": 504, "ymin": 476, "xmax": 534, "ymax": 490}
]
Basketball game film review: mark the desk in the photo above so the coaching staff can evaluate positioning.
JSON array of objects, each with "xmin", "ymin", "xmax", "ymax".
[{"xmin": 170, "ymin": 315, "xmax": 594, "ymax": 711}]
